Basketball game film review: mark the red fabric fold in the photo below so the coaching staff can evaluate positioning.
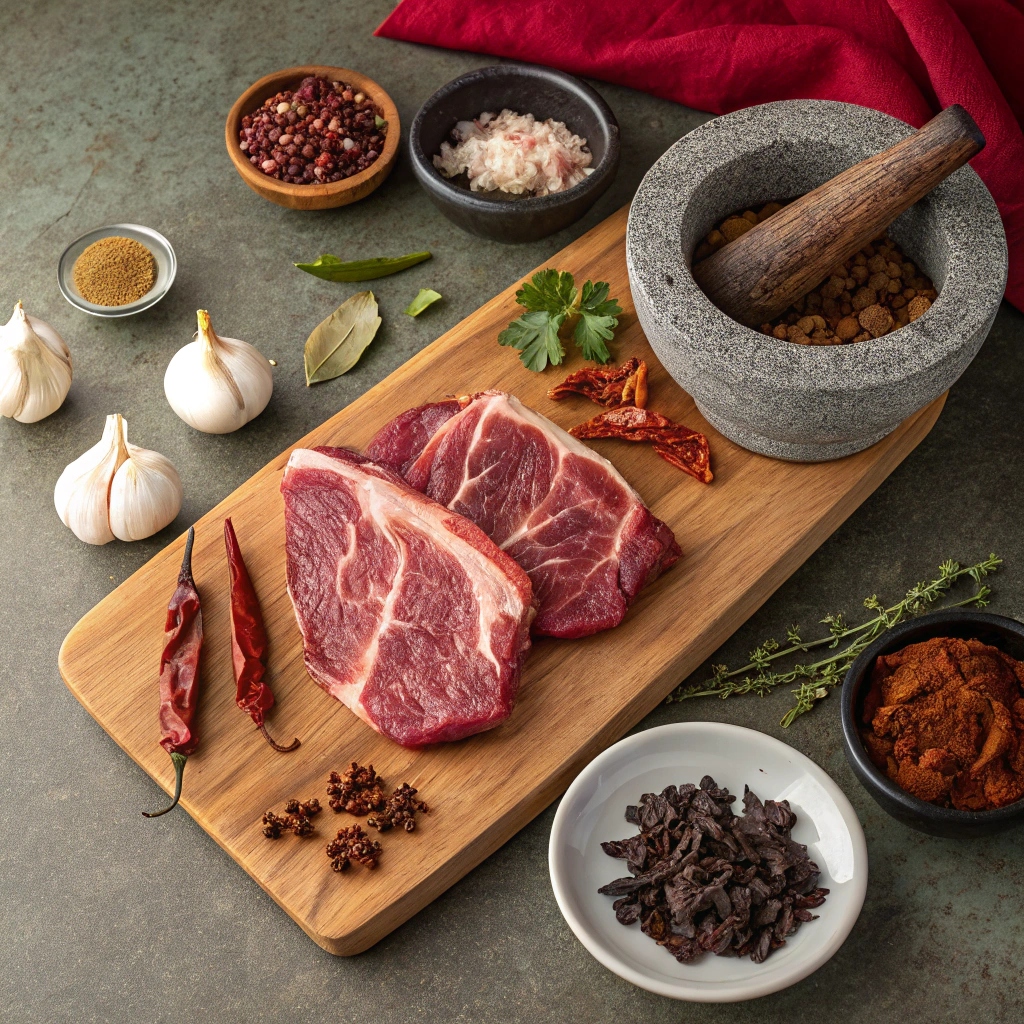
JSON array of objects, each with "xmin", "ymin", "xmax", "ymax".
[{"xmin": 377, "ymin": 0, "xmax": 1023, "ymax": 310}]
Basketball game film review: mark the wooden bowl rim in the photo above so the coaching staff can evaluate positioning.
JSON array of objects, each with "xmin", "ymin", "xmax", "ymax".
[{"xmin": 224, "ymin": 65, "xmax": 400, "ymax": 200}]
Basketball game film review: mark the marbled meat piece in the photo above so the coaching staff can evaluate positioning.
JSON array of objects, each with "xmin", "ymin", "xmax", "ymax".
[
  {"xmin": 281, "ymin": 446, "xmax": 535, "ymax": 747},
  {"xmin": 366, "ymin": 391, "xmax": 680, "ymax": 639}
]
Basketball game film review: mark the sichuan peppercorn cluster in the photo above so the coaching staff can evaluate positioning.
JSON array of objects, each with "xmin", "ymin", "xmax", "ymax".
[
  {"xmin": 260, "ymin": 763, "xmax": 429, "ymax": 877},
  {"xmin": 239, "ymin": 75, "xmax": 387, "ymax": 184},
  {"xmin": 694, "ymin": 203, "xmax": 938, "ymax": 345}
]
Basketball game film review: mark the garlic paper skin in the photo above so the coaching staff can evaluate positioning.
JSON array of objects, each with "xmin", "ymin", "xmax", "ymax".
[
  {"xmin": 164, "ymin": 309, "xmax": 273, "ymax": 433},
  {"xmin": 0, "ymin": 301, "xmax": 73, "ymax": 423},
  {"xmin": 54, "ymin": 414, "xmax": 182, "ymax": 544}
]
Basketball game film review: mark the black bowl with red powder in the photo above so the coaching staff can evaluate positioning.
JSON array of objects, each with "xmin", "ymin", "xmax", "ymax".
[{"xmin": 841, "ymin": 609, "xmax": 1024, "ymax": 838}]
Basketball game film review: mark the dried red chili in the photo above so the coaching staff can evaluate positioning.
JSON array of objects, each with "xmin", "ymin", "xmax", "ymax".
[
  {"xmin": 548, "ymin": 357, "xmax": 649, "ymax": 409},
  {"xmin": 570, "ymin": 407, "xmax": 713, "ymax": 484},
  {"xmin": 224, "ymin": 518, "xmax": 300, "ymax": 753},
  {"xmin": 144, "ymin": 527, "xmax": 203, "ymax": 818}
]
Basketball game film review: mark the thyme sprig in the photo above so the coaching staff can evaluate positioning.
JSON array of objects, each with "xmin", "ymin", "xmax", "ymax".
[{"xmin": 668, "ymin": 555, "xmax": 1002, "ymax": 727}]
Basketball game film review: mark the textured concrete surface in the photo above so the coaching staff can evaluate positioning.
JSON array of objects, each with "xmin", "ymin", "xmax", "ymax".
[
  {"xmin": 628, "ymin": 100, "xmax": 1007, "ymax": 461},
  {"xmin": 1, "ymin": 2, "xmax": 1022, "ymax": 1022}
]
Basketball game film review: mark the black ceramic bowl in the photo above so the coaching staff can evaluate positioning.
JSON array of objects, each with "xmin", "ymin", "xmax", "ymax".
[
  {"xmin": 841, "ymin": 609, "xmax": 1024, "ymax": 838},
  {"xmin": 410, "ymin": 64, "xmax": 620, "ymax": 243}
]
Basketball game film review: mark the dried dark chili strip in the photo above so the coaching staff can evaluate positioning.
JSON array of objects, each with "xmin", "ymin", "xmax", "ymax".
[
  {"xmin": 144, "ymin": 527, "xmax": 202, "ymax": 818},
  {"xmin": 547, "ymin": 357, "xmax": 648, "ymax": 408},
  {"xmin": 224, "ymin": 518, "xmax": 300, "ymax": 752},
  {"xmin": 570, "ymin": 406, "xmax": 713, "ymax": 484}
]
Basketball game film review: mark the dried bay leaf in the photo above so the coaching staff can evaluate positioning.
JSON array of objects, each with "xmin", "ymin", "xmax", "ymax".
[{"xmin": 304, "ymin": 291, "xmax": 382, "ymax": 385}]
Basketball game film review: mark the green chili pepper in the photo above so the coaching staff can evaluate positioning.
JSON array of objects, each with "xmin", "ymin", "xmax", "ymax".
[{"xmin": 294, "ymin": 251, "xmax": 432, "ymax": 283}]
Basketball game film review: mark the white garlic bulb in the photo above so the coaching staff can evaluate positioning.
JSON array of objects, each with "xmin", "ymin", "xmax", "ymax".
[
  {"xmin": 54, "ymin": 414, "xmax": 182, "ymax": 544},
  {"xmin": 0, "ymin": 301, "xmax": 73, "ymax": 423},
  {"xmin": 164, "ymin": 309, "xmax": 273, "ymax": 433}
]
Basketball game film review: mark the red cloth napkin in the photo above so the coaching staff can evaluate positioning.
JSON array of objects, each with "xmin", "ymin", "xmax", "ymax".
[{"xmin": 377, "ymin": 0, "xmax": 1024, "ymax": 311}]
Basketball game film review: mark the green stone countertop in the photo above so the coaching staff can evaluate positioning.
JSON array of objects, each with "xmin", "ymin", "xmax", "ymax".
[{"xmin": 2, "ymin": 2, "xmax": 1022, "ymax": 1021}]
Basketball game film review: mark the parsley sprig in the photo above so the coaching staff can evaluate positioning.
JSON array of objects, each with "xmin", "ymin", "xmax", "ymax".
[{"xmin": 498, "ymin": 269, "xmax": 622, "ymax": 371}]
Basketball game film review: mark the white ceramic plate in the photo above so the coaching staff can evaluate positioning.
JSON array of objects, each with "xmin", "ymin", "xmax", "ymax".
[
  {"xmin": 549, "ymin": 722, "xmax": 868, "ymax": 1002},
  {"xmin": 57, "ymin": 224, "xmax": 176, "ymax": 318}
]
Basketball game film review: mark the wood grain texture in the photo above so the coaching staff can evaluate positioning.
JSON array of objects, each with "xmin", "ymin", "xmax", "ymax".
[
  {"xmin": 224, "ymin": 66, "xmax": 399, "ymax": 211},
  {"xmin": 692, "ymin": 104, "xmax": 984, "ymax": 325},
  {"xmin": 59, "ymin": 205, "xmax": 945, "ymax": 955}
]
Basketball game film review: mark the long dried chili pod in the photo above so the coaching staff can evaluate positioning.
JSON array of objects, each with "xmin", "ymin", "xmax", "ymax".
[
  {"xmin": 144, "ymin": 526, "xmax": 203, "ymax": 817},
  {"xmin": 224, "ymin": 517, "xmax": 300, "ymax": 752}
]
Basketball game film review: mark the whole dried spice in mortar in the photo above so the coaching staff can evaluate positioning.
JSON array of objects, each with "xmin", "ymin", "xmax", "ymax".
[
  {"xmin": 694, "ymin": 203, "xmax": 937, "ymax": 345},
  {"xmin": 599, "ymin": 776, "xmax": 828, "ymax": 964},
  {"xmin": 861, "ymin": 636, "xmax": 1024, "ymax": 810}
]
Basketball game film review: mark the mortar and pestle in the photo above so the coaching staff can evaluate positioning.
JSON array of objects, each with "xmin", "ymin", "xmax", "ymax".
[{"xmin": 627, "ymin": 100, "xmax": 1008, "ymax": 461}]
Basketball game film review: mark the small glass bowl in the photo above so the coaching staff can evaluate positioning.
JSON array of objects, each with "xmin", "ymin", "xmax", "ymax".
[{"xmin": 58, "ymin": 224, "xmax": 176, "ymax": 318}]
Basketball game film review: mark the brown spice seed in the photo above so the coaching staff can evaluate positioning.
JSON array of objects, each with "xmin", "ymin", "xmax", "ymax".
[
  {"xmin": 858, "ymin": 304, "xmax": 894, "ymax": 338},
  {"xmin": 851, "ymin": 287, "xmax": 876, "ymax": 312},
  {"xmin": 835, "ymin": 316, "xmax": 861, "ymax": 341},
  {"xmin": 719, "ymin": 217, "xmax": 752, "ymax": 242},
  {"xmin": 908, "ymin": 295, "xmax": 932, "ymax": 321},
  {"xmin": 72, "ymin": 236, "xmax": 156, "ymax": 307}
]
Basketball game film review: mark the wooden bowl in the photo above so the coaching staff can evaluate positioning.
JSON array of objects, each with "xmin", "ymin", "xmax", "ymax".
[{"xmin": 224, "ymin": 65, "xmax": 400, "ymax": 210}]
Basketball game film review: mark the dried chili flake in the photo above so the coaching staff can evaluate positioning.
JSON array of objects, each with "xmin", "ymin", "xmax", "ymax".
[
  {"xmin": 548, "ymin": 357, "xmax": 649, "ymax": 409},
  {"xmin": 326, "ymin": 763, "xmax": 388, "ymax": 815},
  {"xmin": 570, "ymin": 406, "xmax": 713, "ymax": 484},
  {"xmin": 367, "ymin": 783, "xmax": 429, "ymax": 833},
  {"xmin": 327, "ymin": 824, "xmax": 382, "ymax": 871}
]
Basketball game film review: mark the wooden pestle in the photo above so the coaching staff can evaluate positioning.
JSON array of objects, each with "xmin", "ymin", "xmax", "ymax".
[{"xmin": 691, "ymin": 105, "xmax": 985, "ymax": 327}]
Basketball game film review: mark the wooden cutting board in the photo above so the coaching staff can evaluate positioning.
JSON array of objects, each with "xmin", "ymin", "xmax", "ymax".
[{"xmin": 59, "ymin": 205, "xmax": 944, "ymax": 955}]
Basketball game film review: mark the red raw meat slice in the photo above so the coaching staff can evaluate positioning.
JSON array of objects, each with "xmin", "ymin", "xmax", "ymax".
[
  {"xmin": 281, "ymin": 446, "xmax": 535, "ymax": 746},
  {"xmin": 366, "ymin": 391, "xmax": 680, "ymax": 639}
]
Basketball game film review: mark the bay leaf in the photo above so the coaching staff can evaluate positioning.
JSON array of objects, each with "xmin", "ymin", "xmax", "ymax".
[
  {"xmin": 294, "ymin": 250, "xmax": 431, "ymax": 282},
  {"xmin": 404, "ymin": 288, "xmax": 442, "ymax": 317},
  {"xmin": 304, "ymin": 291, "xmax": 382, "ymax": 386}
]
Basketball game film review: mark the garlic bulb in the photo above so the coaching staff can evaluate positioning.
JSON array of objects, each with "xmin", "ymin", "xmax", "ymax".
[
  {"xmin": 54, "ymin": 414, "xmax": 182, "ymax": 544},
  {"xmin": 0, "ymin": 301, "xmax": 73, "ymax": 423},
  {"xmin": 164, "ymin": 309, "xmax": 273, "ymax": 433}
]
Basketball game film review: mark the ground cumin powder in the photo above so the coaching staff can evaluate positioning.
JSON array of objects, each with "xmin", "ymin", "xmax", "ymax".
[
  {"xmin": 861, "ymin": 637, "xmax": 1024, "ymax": 811},
  {"xmin": 73, "ymin": 236, "xmax": 156, "ymax": 306}
]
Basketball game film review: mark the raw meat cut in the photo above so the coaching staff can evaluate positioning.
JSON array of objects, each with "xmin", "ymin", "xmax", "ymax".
[
  {"xmin": 280, "ymin": 446, "xmax": 535, "ymax": 747},
  {"xmin": 366, "ymin": 391, "xmax": 680, "ymax": 639}
]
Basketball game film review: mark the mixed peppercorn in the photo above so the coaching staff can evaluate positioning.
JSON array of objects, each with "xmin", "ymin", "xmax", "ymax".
[{"xmin": 239, "ymin": 75, "xmax": 386, "ymax": 184}]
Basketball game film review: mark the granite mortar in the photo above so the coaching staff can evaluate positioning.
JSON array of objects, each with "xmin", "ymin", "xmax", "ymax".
[{"xmin": 627, "ymin": 100, "xmax": 1008, "ymax": 461}]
